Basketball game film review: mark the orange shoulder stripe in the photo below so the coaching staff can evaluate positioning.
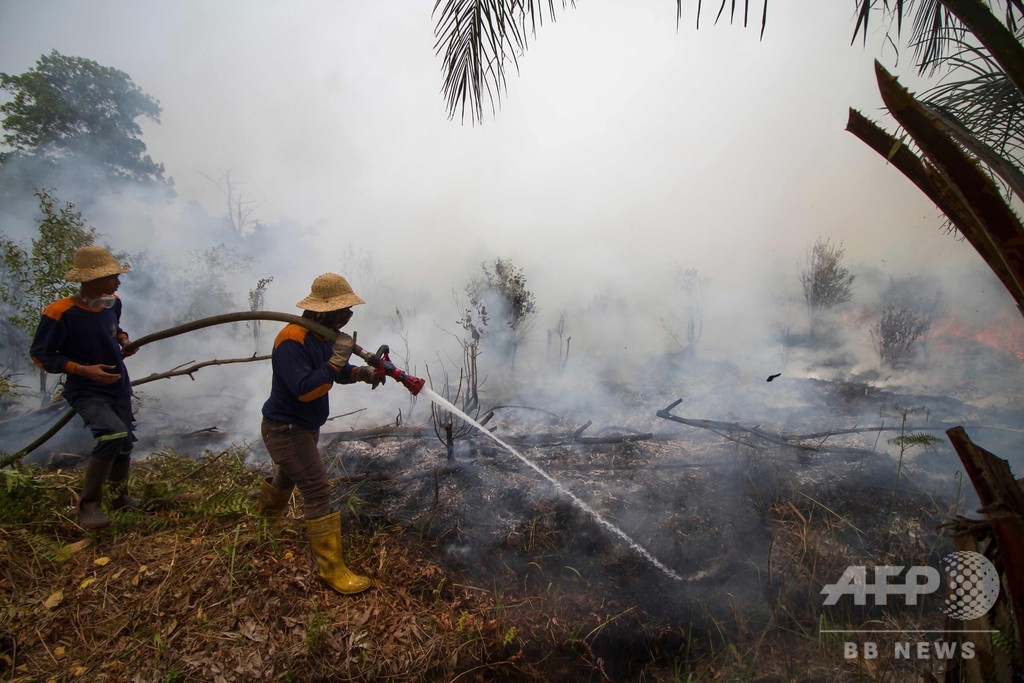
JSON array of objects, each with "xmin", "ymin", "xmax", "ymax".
[
  {"xmin": 273, "ymin": 324, "xmax": 308, "ymax": 349},
  {"xmin": 42, "ymin": 297, "xmax": 76, "ymax": 321}
]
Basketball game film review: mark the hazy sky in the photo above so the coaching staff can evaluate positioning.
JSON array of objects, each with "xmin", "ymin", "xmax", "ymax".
[{"xmin": 0, "ymin": 1, "xmax": 1017, "ymax": 373}]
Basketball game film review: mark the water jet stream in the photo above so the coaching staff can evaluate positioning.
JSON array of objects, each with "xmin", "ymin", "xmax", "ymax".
[{"xmin": 419, "ymin": 386, "xmax": 684, "ymax": 582}]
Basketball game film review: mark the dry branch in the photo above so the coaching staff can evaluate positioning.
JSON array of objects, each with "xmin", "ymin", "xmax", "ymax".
[
  {"xmin": 131, "ymin": 355, "xmax": 269, "ymax": 386},
  {"xmin": 656, "ymin": 399, "xmax": 817, "ymax": 451},
  {"xmin": 2, "ymin": 354, "xmax": 270, "ymax": 467}
]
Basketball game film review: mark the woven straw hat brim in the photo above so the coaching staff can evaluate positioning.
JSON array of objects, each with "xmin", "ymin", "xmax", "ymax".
[
  {"xmin": 64, "ymin": 262, "xmax": 131, "ymax": 283},
  {"xmin": 296, "ymin": 291, "xmax": 365, "ymax": 312}
]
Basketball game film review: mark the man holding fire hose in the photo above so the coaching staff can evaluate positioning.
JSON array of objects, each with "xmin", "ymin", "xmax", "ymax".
[
  {"xmin": 257, "ymin": 273, "xmax": 382, "ymax": 595},
  {"xmin": 30, "ymin": 246, "xmax": 140, "ymax": 530}
]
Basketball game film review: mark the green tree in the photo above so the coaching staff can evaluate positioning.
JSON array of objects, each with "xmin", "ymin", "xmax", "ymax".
[
  {"xmin": 0, "ymin": 188, "xmax": 98, "ymax": 394},
  {"xmin": 0, "ymin": 50, "xmax": 168, "ymax": 189}
]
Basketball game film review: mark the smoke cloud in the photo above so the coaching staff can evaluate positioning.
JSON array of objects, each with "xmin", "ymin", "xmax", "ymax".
[{"xmin": 2, "ymin": 1, "xmax": 1022, "ymax": 640}]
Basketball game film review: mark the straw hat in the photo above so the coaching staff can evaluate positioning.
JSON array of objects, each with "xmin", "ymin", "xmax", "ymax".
[
  {"xmin": 296, "ymin": 273, "xmax": 365, "ymax": 312},
  {"xmin": 64, "ymin": 246, "xmax": 131, "ymax": 283}
]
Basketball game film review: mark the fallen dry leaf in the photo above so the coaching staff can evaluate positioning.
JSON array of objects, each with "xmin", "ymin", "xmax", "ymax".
[
  {"xmin": 43, "ymin": 589, "xmax": 63, "ymax": 609},
  {"xmin": 131, "ymin": 565, "xmax": 147, "ymax": 587},
  {"xmin": 65, "ymin": 539, "xmax": 91, "ymax": 554},
  {"xmin": 93, "ymin": 556, "xmax": 111, "ymax": 567},
  {"xmin": 79, "ymin": 577, "xmax": 96, "ymax": 590}
]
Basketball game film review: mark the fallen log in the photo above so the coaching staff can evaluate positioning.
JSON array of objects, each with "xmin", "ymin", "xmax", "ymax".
[
  {"xmin": 324, "ymin": 423, "xmax": 653, "ymax": 447},
  {"xmin": 325, "ymin": 426, "xmax": 433, "ymax": 442},
  {"xmin": 656, "ymin": 399, "xmax": 816, "ymax": 451},
  {"xmin": 655, "ymin": 399, "xmax": 1006, "ymax": 452}
]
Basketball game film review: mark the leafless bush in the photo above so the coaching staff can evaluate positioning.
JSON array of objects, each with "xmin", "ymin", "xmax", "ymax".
[
  {"xmin": 662, "ymin": 267, "xmax": 710, "ymax": 358},
  {"xmin": 247, "ymin": 276, "xmax": 273, "ymax": 354},
  {"xmin": 871, "ymin": 304, "xmax": 932, "ymax": 368},
  {"xmin": 547, "ymin": 310, "xmax": 570, "ymax": 373},
  {"xmin": 799, "ymin": 238, "xmax": 854, "ymax": 342},
  {"xmin": 425, "ymin": 362, "xmax": 477, "ymax": 460}
]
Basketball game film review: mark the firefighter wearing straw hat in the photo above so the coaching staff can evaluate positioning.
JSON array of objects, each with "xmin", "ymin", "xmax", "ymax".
[
  {"xmin": 257, "ymin": 273, "xmax": 382, "ymax": 595},
  {"xmin": 30, "ymin": 246, "xmax": 140, "ymax": 530}
]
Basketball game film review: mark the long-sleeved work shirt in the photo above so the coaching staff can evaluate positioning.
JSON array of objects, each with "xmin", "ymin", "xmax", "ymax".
[
  {"xmin": 261, "ymin": 323, "xmax": 356, "ymax": 429},
  {"xmin": 30, "ymin": 296, "xmax": 132, "ymax": 401}
]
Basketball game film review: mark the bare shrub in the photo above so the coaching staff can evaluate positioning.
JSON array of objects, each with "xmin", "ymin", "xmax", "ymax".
[
  {"xmin": 662, "ymin": 267, "xmax": 710, "ymax": 358},
  {"xmin": 871, "ymin": 304, "xmax": 932, "ymax": 368},
  {"xmin": 799, "ymin": 238, "xmax": 854, "ymax": 342}
]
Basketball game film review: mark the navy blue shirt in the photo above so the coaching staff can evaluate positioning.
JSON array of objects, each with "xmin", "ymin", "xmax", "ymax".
[
  {"xmin": 30, "ymin": 296, "xmax": 132, "ymax": 401},
  {"xmin": 261, "ymin": 323, "xmax": 355, "ymax": 429}
]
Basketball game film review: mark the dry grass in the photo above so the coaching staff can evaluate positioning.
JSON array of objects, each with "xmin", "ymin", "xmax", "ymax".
[
  {"xmin": 0, "ymin": 443, "xmax": 982, "ymax": 682},
  {"xmin": 0, "ymin": 450, "xmax": 686, "ymax": 682}
]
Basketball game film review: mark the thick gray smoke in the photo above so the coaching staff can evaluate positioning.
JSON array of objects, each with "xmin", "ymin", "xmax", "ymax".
[{"xmin": 2, "ymin": 3, "xmax": 1023, "ymax": 650}]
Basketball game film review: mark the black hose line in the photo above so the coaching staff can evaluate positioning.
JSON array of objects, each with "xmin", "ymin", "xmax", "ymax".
[{"xmin": 2, "ymin": 311, "xmax": 354, "ymax": 468}]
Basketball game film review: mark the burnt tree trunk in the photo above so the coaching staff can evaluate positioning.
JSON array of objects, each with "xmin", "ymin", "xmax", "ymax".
[{"xmin": 946, "ymin": 427, "xmax": 1024, "ymax": 675}]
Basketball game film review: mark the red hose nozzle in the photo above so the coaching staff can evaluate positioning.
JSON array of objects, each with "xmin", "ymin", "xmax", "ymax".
[{"xmin": 402, "ymin": 374, "xmax": 425, "ymax": 396}]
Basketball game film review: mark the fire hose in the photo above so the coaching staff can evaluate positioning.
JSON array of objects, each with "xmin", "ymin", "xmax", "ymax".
[{"xmin": 1, "ymin": 311, "xmax": 425, "ymax": 467}]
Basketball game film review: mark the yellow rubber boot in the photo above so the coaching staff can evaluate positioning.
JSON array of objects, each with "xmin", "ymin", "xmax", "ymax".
[
  {"xmin": 305, "ymin": 511, "xmax": 371, "ymax": 595},
  {"xmin": 256, "ymin": 478, "xmax": 293, "ymax": 518}
]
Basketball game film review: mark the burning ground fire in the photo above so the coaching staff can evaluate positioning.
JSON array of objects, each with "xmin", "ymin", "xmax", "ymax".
[{"xmin": 930, "ymin": 313, "xmax": 1024, "ymax": 361}]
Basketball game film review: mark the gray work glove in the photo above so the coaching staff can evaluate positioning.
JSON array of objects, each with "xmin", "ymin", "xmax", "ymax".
[
  {"xmin": 351, "ymin": 365, "xmax": 383, "ymax": 388},
  {"xmin": 329, "ymin": 333, "xmax": 354, "ymax": 368}
]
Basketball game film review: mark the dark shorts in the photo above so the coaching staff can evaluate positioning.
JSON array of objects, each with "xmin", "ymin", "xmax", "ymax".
[{"xmin": 71, "ymin": 395, "xmax": 137, "ymax": 458}]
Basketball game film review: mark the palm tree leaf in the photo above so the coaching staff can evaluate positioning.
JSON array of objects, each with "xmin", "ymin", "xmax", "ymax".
[
  {"xmin": 432, "ymin": 0, "xmax": 570, "ymax": 124},
  {"xmin": 921, "ymin": 34, "xmax": 1024, "ymax": 163},
  {"xmin": 924, "ymin": 102, "xmax": 1024, "ymax": 198},
  {"xmin": 874, "ymin": 61, "xmax": 1024, "ymax": 313}
]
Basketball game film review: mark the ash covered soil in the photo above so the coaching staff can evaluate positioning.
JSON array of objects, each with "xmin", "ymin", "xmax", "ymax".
[{"xmin": 276, "ymin": 356, "xmax": 1020, "ymax": 673}]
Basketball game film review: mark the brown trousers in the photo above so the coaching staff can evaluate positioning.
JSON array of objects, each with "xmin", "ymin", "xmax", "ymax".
[{"xmin": 260, "ymin": 418, "xmax": 333, "ymax": 519}]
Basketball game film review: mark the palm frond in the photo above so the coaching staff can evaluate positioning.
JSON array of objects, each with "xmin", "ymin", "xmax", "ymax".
[
  {"xmin": 852, "ymin": 0, "xmax": 963, "ymax": 74},
  {"xmin": 1005, "ymin": 0, "xmax": 1024, "ymax": 33},
  {"xmin": 682, "ymin": 0, "xmax": 767, "ymax": 37},
  {"xmin": 432, "ymin": 0, "xmax": 571, "ymax": 125},
  {"xmin": 921, "ymin": 35, "xmax": 1024, "ymax": 165},
  {"xmin": 910, "ymin": 0, "xmax": 963, "ymax": 75}
]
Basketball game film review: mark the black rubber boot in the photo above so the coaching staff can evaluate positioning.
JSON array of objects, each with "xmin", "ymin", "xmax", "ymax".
[
  {"xmin": 77, "ymin": 457, "xmax": 113, "ymax": 529},
  {"xmin": 108, "ymin": 456, "xmax": 140, "ymax": 510}
]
